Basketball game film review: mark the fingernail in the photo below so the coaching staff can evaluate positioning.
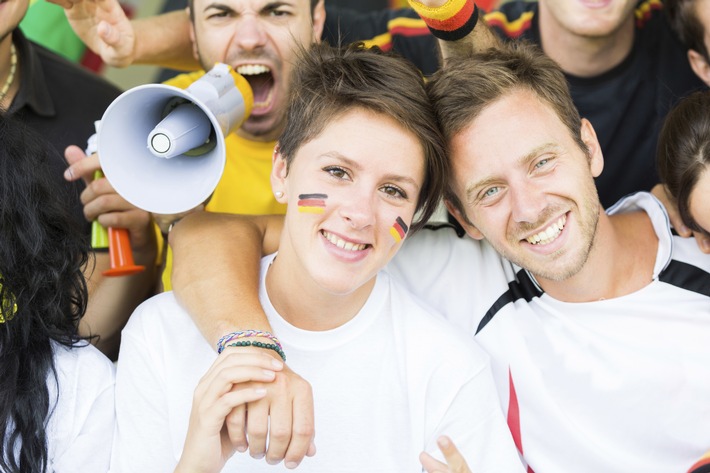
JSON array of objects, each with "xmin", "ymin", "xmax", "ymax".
[
  {"xmin": 271, "ymin": 359, "xmax": 284, "ymax": 369},
  {"xmin": 63, "ymin": 168, "xmax": 73, "ymax": 180},
  {"xmin": 702, "ymin": 238, "xmax": 710, "ymax": 251},
  {"xmin": 255, "ymin": 388, "xmax": 267, "ymax": 395},
  {"xmin": 262, "ymin": 370, "xmax": 276, "ymax": 379},
  {"xmin": 252, "ymin": 453, "xmax": 265, "ymax": 459},
  {"xmin": 266, "ymin": 458, "xmax": 281, "ymax": 465},
  {"xmin": 285, "ymin": 461, "xmax": 299, "ymax": 469},
  {"xmin": 236, "ymin": 445, "xmax": 247, "ymax": 453},
  {"xmin": 680, "ymin": 224, "xmax": 690, "ymax": 235},
  {"xmin": 437, "ymin": 436, "xmax": 450, "ymax": 448}
]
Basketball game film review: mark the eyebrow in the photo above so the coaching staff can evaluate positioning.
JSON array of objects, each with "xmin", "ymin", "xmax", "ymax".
[
  {"xmin": 320, "ymin": 152, "xmax": 421, "ymax": 191},
  {"xmin": 465, "ymin": 142, "xmax": 559, "ymax": 203}
]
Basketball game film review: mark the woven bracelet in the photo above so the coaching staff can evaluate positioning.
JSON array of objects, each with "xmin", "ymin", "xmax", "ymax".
[
  {"xmin": 410, "ymin": 0, "xmax": 479, "ymax": 42},
  {"xmin": 217, "ymin": 329, "xmax": 284, "ymax": 354},
  {"xmin": 226, "ymin": 340, "xmax": 286, "ymax": 362}
]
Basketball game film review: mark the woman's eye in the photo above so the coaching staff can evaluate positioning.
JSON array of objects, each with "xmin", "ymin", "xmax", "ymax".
[
  {"xmin": 382, "ymin": 185, "xmax": 406, "ymax": 199},
  {"xmin": 325, "ymin": 166, "xmax": 347, "ymax": 179}
]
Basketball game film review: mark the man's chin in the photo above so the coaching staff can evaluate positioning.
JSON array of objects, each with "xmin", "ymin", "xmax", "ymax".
[{"xmin": 239, "ymin": 116, "xmax": 284, "ymax": 142}]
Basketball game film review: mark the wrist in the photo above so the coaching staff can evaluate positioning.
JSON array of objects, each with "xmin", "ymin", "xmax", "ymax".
[{"xmin": 410, "ymin": 0, "xmax": 479, "ymax": 41}]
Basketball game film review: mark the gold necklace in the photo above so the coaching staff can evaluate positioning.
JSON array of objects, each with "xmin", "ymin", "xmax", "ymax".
[{"xmin": 0, "ymin": 43, "xmax": 17, "ymax": 106}]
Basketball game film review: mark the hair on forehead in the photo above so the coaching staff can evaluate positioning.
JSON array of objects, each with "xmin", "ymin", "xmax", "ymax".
[
  {"xmin": 426, "ymin": 43, "xmax": 588, "ymax": 223},
  {"xmin": 277, "ymin": 42, "xmax": 448, "ymax": 233}
]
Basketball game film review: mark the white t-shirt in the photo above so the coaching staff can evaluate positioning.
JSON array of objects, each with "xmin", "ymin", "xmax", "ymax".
[
  {"xmin": 47, "ymin": 341, "xmax": 115, "ymax": 471},
  {"xmin": 390, "ymin": 192, "xmax": 710, "ymax": 473},
  {"xmin": 111, "ymin": 256, "xmax": 523, "ymax": 472}
]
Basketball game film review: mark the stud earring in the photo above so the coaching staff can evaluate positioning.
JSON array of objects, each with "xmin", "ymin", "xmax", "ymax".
[{"xmin": 275, "ymin": 191, "xmax": 284, "ymax": 198}]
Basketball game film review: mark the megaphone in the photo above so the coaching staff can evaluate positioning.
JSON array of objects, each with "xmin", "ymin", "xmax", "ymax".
[{"xmin": 98, "ymin": 63, "xmax": 253, "ymax": 215}]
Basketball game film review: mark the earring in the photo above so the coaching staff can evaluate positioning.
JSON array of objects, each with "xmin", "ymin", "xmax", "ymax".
[{"xmin": 275, "ymin": 191, "xmax": 284, "ymax": 198}]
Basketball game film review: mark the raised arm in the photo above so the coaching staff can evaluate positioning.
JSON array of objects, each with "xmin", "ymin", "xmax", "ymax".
[
  {"xmin": 49, "ymin": 0, "xmax": 197, "ymax": 69},
  {"xmin": 408, "ymin": 0, "xmax": 501, "ymax": 62}
]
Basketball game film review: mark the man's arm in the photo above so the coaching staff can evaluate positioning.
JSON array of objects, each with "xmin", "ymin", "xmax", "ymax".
[
  {"xmin": 408, "ymin": 0, "xmax": 502, "ymax": 63},
  {"xmin": 169, "ymin": 211, "xmax": 283, "ymax": 346},
  {"xmin": 169, "ymin": 212, "xmax": 317, "ymax": 468},
  {"xmin": 49, "ymin": 0, "xmax": 197, "ymax": 69}
]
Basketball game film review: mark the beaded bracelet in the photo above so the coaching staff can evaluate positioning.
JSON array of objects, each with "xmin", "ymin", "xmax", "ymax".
[
  {"xmin": 410, "ymin": 0, "xmax": 479, "ymax": 42},
  {"xmin": 225, "ymin": 340, "xmax": 286, "ymax": 362},
  {"xmin": 217, "ymin": 329, "xmax": 284, "ymax": 355}
]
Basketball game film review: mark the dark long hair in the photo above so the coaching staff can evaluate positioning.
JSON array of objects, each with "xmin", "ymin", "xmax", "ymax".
[
  {"xmin": 657, "ymin": 90, "xmax": 710, "ymax": 235},
  {"xmin": 0, "ymin": 114, "xmax": 89, "ymax": 471}
]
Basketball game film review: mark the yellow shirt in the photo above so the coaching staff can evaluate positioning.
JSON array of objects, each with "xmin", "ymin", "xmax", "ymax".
[{"xmin": 161, "ymin": 72, "xmax": 287, "ymax": 290}]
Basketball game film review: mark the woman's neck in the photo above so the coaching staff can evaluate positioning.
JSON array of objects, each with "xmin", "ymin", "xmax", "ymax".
[{"xmin": 265, "ymin": 251, "xmax": 376, "ymax": 332}]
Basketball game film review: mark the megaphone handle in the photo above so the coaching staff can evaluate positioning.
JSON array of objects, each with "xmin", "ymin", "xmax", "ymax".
[
  {"xmin": 89, "ymin": 170, "xmax": 145, "ymax": 277},
  {"xmin": 103, "ymin": 227, "xmax": 145, "ymax": 277}
]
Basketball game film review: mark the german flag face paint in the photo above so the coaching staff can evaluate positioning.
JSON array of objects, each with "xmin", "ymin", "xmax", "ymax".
[
  {"xmin": 389, "ymin": 217, "xmax": 409, "ymax": 243},
  {"xmin": 298, "ymin": 193, "xmax": 327, "ymax": 214}
]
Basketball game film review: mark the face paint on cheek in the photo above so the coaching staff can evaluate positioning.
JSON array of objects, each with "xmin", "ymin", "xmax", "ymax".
[
  {"xmin": 389, "ymin": 217, "xmax": 409, "ymax": 243},
  {"xmin": 298, "ymin": 193, "xmax": 328, "ymax": 214}
]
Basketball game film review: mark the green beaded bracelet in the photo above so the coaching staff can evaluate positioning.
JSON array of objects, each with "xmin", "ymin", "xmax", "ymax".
[{"xmin": 225, "ymin": 340, "xmax": 286, "ymax": 362}]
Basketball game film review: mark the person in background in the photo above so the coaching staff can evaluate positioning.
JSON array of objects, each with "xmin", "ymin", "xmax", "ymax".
[
  {"xmin": 656, "ymin": 90, "xmax": 710, "ymax": 245},
  {"xmin": 0, "ymin": 114, "xmax": 114, "ymax": 472},
  {"xmin": 0, "ymin": 0, "xmax": 157, "ymax": 359}
]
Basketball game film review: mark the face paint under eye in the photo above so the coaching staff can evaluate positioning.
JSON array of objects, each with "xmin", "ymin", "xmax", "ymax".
[
  {"xmin": 389, "ymin": 216, "xmax": 409, "ymax": 243},
  {"xmin": 298, "ymin": 193, "xmax": 328, "ymax": 214}
]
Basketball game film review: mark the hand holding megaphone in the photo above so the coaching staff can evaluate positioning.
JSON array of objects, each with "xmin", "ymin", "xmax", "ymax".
[{"xmin": 98, "ymin": 63, "xmax": 253, "ymax": 216}]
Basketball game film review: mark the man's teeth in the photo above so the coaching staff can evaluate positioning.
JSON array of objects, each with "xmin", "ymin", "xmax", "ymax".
[
  {"xmin": 322, "ymin": 231, "xmax": 367, "ymax": 251},
  {"xmin": 236, "ymin": 64, "xmax": 270, "ymax": 75},
  {"xmin": 526, "ymin": 215, "xmax": 566, "ymax": 245}
]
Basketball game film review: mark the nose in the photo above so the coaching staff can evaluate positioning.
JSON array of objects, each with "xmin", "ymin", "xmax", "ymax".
[
  {"xmin": 234, "ymin": 14, "xmax": 267, "ymax": 52},
  {"xmin": 338, "ymin": 191, "xmax": 376, "ymax": 230},
  {"xmin": 509, "ymin": 183, "xmax": 547, "ymax": 224}
]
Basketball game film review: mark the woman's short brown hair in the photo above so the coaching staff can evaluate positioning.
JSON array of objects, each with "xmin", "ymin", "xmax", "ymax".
[{"xmin": 277, "ymin": 42, "xmax": 448, "ymax": 232}]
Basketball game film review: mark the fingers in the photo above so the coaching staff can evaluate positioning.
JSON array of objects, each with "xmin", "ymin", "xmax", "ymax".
[
  {"xmin": 225, "ymin": 403, "xmax": 248, "ymax": 453},
  {"xmin": 282, "ymin": 380, "xmax": 315, "ymax": 469},
  {"xmin": 264, "ymin": 390, "xmax": 292, "ymax": 465},
  {"xmin": 64, "ymin": 146, "xmax": 98, "ymax": 185},
  {"xmin": 246, "ymin": 397, "xmax": 269, "ymax": 459},
  {"xmin": 695, "ymin": 231, "xmax": 710, "ymax": 254},
  {"xmin": 420, "ymin": 451, "xmax": 450, "ymax": 473},
  {"xmin": 98, "ymin": 20, "xmax": 121, "ymax": 46}
]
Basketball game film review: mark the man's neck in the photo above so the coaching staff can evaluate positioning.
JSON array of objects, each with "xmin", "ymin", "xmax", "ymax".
[
  {"xmin": 537, "ymin": 5, "xmax": 636, "ymax": 78},
  {"xmin": 538, "ymin": 210, "xmax": 658, "ymax": 302}
]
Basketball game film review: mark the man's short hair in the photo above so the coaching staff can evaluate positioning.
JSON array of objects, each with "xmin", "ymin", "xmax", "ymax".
[
  {"xmin": 277, "ymin": 42, "xmax": 448, "ymax": 233},
  {"xmin": 665, "ymin": 0, "xmax": 709, "ymax": 61},
  {"xmin": 426, "ymin": 43, "xmax": 587, "ymax": 221},
  {"xmin": 657, "ymin": 90, "xmax": 710, "ymax": 235}
]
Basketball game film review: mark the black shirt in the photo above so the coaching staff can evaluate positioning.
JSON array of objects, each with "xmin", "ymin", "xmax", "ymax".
[{"xmin": 6, "ymin": 29, "xmax": 122, "ymax": 231}]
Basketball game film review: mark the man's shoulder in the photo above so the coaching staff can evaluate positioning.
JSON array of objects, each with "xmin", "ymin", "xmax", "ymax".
[
  {"xmin": 483, "ymin": 1, "xmax": 538, "ymax": 41},
  {"xmin": 32, "ymin": 40, "xmax": 120, "ymax": 100}
]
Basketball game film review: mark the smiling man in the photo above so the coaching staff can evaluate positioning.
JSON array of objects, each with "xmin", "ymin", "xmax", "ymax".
[{"xmin": 171, "ymin": 43, "xmax": 710, "ymax": 472}]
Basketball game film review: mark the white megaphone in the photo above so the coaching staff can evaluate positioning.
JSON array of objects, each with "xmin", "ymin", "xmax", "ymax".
[{"xmin": 98, "ymin": 63, "xmax": 253, "ymax": 215}]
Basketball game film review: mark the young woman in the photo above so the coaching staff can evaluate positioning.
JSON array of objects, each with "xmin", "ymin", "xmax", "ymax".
[
  {"xmin": 111, "ymin": 44, "xmax": 522, "ymax": 472},
  {"xmin": 0, "ymin": 115, "xmax": 114, "ymax": 471},
  {"xmin": 657, "ymin": 89, "xmax": 710, "ymax": 240}
]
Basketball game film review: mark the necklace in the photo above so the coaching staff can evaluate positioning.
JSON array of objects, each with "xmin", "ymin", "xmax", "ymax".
[{"xmin": 0, "ymin": 43, "xmax": 17, "ymax": 106}]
